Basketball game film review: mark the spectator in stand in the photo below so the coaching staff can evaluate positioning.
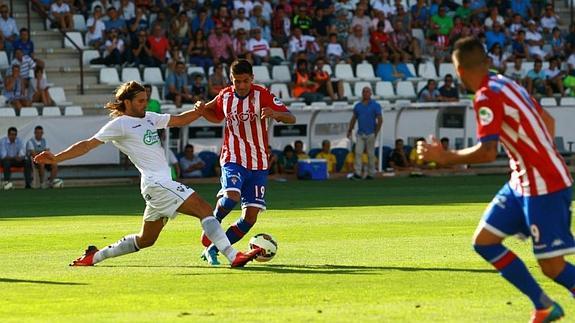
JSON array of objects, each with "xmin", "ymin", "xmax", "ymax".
[
  {"xmin": 207, "ymin": 63, "xmax": 229, "ymax": 99},
  {"xmin": 179, "ymin": 144, "xmax": 205, "ymax": 178},
  {"xmin": 550, "ymin": 27, "xmax": 566, "ymax": 59},
  {"xmin": 115, "ymin": 0, "xmax": 136, "ymax": 21},
  {"xmin": 325, "ymin": 33, "xmax": 345, "ymax": 66},
  {"xmin": 191, "ymin": 8, "xmax": 214, "ymax": 35},
  {"xmin": 455, "ymin": 0, "xmax": 472, "ymax": 23},
  {"xmin": 86, "ymin": 6, "xmax": 107, "ymax": 49},
  {"xmin": 213, "ymin": 5, "xmax": 233, "ymax": 34},
  {"xmin": 311, "ymin": 7, "xmax": 331, "ymax": 42},
  {"xmin": 411, "ymin": 0, "xmax": 430, "ymax": 29},
  {"xmin": 0, "ymin": 4, "xmax": 18, "ymax": 58},
  {"xmin": 375, "ymin": 50, "xmax": 394, "ymax": 81},
  {"xmin": 267, "ymin": 145, "xmax": 278, "ymax": 175},
  {"xmin": 288, "ymin": 27, "xmax": 319, "ymax": 62},
  {"xmin": 292, "ymin": 4, "xmax": 313, "ymax": 35},
  {"xmin": 90, "ymin": 0, "xmax": 113, "ymax": 12},
  {"xmin": 525, "ymin": 59, "xmax": 549, "ymax": 96},
  {"xmin": 30, "ymin": 66, "xmax": 54, "ymax": 106},
  {"xmin": 392, "ymin": 4, "xmax": 411, "ymax": 29},
  {"xmin": 101, "ymin": 29, "xmax": 126, "ymax": 66},
  {"xmin": 484, "ymin": 7, "xmax": 504, "ymax": 30},
  {"xmin": 165, "ymin": 42, "xmax": 185, "ymax": 75},
  {"xmin": 292, "ymin": 58, "xmax": 322, "ymax": 104},
  {"xmin": 144, "ymin": 83, "xmax": 161, "ymax": 113},
  {"xmin": 254, "ymin": 0, "xmax": 273, "ymax": 21},
  {"xmin": 469, "ymin": 16, "xmax": 485, "ymax": 38},
  {"xmin": 526, "ymin": 20, "xmax": 549, "ymax": 61},
  {"xmin": 249, "ymin": 5, "xmax": 271, "ymax": 42},
  {"xmin": 370, "ymin": 21, "xmax": 391, "ymax": 58},
  {"xmin": 208, "ymin": 24, "xmax": 234, "ymax": 64},
  {"xmin": 511, "ymin": 0, "xmax": 533, "ymax": 20},
  {"xmin": 335, "ymin": 0, "xmax": 354, "ymax": 16},
  {"xmin": 271, "ymin": 5, "xmax": 291, "ymax": 47},
  {"xmin": 512, "ymin": 30, "xmax": 529, "ymax": 60},
  {"xmin": 148, "ymin": 23, "xmax": 170, "ymax": 66},
  {"xmin": 278, "ymin": 144, "xmax": 297, "ymax": 175},
  {"xmin": 3, "ymin": 65, "xmax": 30, "ymax": 113},
  {"xmin": 50, "ymin": 0, "xmax": 74, "ymax": 31},
  {"xmin": 371, "ymin": 0, "xmax": 393, "ymax": 17},
  {"xmin": 418, "ymin": 79, "xmax": 441, "ymax": 102},
  {"xmin": 234, "ymin": 0, "xmax": 255, "ymax": 18},
  {"xmin": 170, "ymin": 12, "xmax": 191, "ymax": 46},
  {"xmin": 449, "ymin": 16, "xmax": 466, "ymax": 44},
  {"xmin": 11, "ymin": 48, "xmax": 36, "ymax": 84},
  {"xmin": 127, "ymin": 7, "xmax": 149, "ymax": 44},
  {"xmin": 232, "ymin": 28, "xmax": 251, "ymax": 60},
  {"xmin": 438, "ymin": 74, "xmax": 460, "ymax": 102},
  {"xmin": 26, "ymin": 125, "xmax": 58, "ymax": 189},
  {"xmin": 544, "ymin": 57, "xmax": 565, "ymax": 96},
  {"xmin": 165, "ymin": 61, "xmax": 194, "ymax": 107},
  {"xmin": 488, "ymin": 0, "xmax": 511, "ymax": 16},
  {"xmin": 12, "ymin": 28, "xmax": 36, "ymax": 61},
  {"xmin": 1, "ymin": 127, "xmax": 32, "ymax": 189},
  {"xmin": 469, "ymin": 0, "xmax": 488, "ymax": 20},
  {"xmin": 316, "ymin": 140, "xmax": 337, "ymax": 173},
  {"xmin": 104, "ymin": 7, "xmax": 128, "ymax": 36},
  {"xmin": 389, "ymin": 20, "xmax": 421, "ymax": 62},
  {"xmin": 347, "ymin": 87, "xmax": 382, "ymax": 180},
  {"xmin": 488, "ymin": 43, "xmax": 510, "ymax": 74},
  {"xmin": 388, "ymin": 138, "xmax": 410, "ymax": 170},
  {"xmin": 247, "ymin": 28, "xmax": 270, "ymax": 65},
  {"xmin": 485, "ymin": 21, "xmax": 507, "ymax": 52},
  {"xmin": 313, "ymin": 57, "xmax": 344, "ymax": 101},
  {"xmin": 428, "ymin": 33, "xmax": 451, "ymax": 71},
  {"xmin": 351, "ymin": 4, "xmax": 371, "ymax": 38},
  {"xmin": 371, "ymin": 10, "xmax": 393, "ymax": 34},
  {"xmin": 347, "ymin": 25, "xmax": 371, "ymax": 67},
  {"xmin": 332, "ymin": 9, "xmax": 351, "ymax": 45},
  {"xmin": 232, "ymin": 8, "xmax": 251, "ymax": 33},
  {"xmin": 190, "ymin": 74, "xmax": 207, "ymax": 102},
  {"xmin": 505, "ymin": 56, "xmax": 526, "ymax": 85},
  {"xmin": 187, "ymin": 29, "xmax": 212, "ymax": 73},
  {"xmin": 566, "ymin": 24, "xmax": 575, "ymax": 54},
  {"xmin": 294, "ymin": 140, "xmax": 309, "ymax": 160},
  {"xmin": 391, "ymin": 51, "xmax": 414, "ymax": 81},
  {"xmin": 508, "ymin": 13, "xmax": 524, "ymax": 38},
  {"xmin": 431, "ymin": 6, "xmax": 453, "ymax": 37},
  {"xmin": 130, "ymin": 30, "xmax": 154, "ymax": 67}
]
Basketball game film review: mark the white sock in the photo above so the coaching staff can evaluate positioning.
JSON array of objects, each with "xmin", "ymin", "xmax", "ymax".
[
  {"xmin": 93, "ymin": 234, "xmax": 140, "ymax": 264},
  {"xmin": 201, "ymin": 216, "xmax": 237, "ymax": 262}
]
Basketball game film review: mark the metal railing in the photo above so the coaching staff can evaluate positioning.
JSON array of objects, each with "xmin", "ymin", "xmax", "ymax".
[{"xmin": 26, "ymin": 0, "xmax": 85, "ymax": 94}]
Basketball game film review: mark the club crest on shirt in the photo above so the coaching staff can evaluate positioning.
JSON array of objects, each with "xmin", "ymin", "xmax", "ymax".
[
  {"xmin": 478, "ymin": 107, "xmax": 494, "ymax": 126},
  {"xmin": 143, "ymin": 129, "xmax": 160, "ymax": 145},
  {"xmin": 273, "ymin": 97, "xmax": 283, "ymax": 106}
]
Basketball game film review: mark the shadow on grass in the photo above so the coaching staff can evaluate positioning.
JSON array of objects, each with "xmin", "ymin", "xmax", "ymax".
[
  {"xmin": 101, "ymin": 264, "xmax": 496, "ymax": 275},
  {"xmin": 0, "ymin": 277, "xmax": 88, "ymax": 285}
]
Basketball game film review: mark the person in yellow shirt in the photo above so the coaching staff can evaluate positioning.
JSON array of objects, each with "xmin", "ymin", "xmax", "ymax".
[
  {"xmin": 315, "ymin": 140, "xmax": 337, "ymax": 173},
  {"xmin": 294, "ymin": 140, "xmax": 309, "ymax": 160}
]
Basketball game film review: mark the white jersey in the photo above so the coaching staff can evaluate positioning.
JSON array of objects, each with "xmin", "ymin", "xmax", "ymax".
[{"xmin": 93, "ymin": 112, "xmax": 171, "ymax": 182}]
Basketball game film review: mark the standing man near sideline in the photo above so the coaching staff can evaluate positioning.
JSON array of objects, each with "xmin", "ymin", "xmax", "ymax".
[
  {"xmin": 34, "ymin": 81, "xmax": 261, "ymax": 268},
  {"xmin": 418, "ymin": 37, "xmax": 573, "ymax": 322},
  {"xmin": 195, "ymin": 59, "xmax": 296, "ymax": 265},
  {"xmin": 347, "ymin": 86, "xmax": 382, "ymax": 180},
  {"xmin": 26, "ymin": 125, "xmax": 59, "ymax": 188},
  {"xmin": 0, "ymin": 126, "xmax": 32, "ymax": 189}
]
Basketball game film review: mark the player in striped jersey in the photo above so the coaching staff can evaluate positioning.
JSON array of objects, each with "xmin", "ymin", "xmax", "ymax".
[
  {"xmin": 196, "ymin": 59, "xmax": 296, "ymax": 265},
  {"xmin": 418, "ymin": 37, "xmax": 573, "ymax": 322}
]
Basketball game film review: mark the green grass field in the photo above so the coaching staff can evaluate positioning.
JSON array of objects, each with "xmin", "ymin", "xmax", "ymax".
[{"xmin": 1, "ymin": 175, "xmax": 573, "ymax": 322}]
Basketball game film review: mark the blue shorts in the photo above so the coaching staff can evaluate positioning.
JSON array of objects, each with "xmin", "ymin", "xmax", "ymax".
[
  {"xmin": 218, "ymin": 163, "xmax": 268, "ymax": 210},
  {"xmin": 480, "ymin": 183, "xmax": 575, "ymax": 259}
]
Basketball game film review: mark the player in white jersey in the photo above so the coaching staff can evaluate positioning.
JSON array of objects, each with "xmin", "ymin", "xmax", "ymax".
[{"xmin": 33, "ymin": 81, "xmax": 261, "ymax": 267}]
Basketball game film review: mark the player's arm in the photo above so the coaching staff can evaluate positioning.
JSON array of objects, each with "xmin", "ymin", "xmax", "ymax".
[
  {"xmin": 200, "ymin": 98, "xmax": 225, "ymax": 123},
  {"xmin": 418, "ymin": 137, "xmax": 499, "ymax": 166},
  {"xmin": 33, "ymin": 137, "xmax": 103, "ymax": 165},
  {"xmin": 167, "ymin": 104, "xmax": 204, "ymax": 127},
  {"xmin": 540, "ymin": 108, "xmax": 555, "ymax": 138},
  {"xmin": 261, "ymin": 107, "xmax": 296, "ymax": 124}
]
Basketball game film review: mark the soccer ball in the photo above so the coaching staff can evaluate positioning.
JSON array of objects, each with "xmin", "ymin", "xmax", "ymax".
[
  {"xmin": 2, "ymin": 181, "xmax": 14, "ymax": 190},
  {"xmin": 51, "ymin": 178, "xmax": 64, "ymax": 189},
  {"xmin": 249, "ymin": 233, "xmax": 277, "ymax": 262}
]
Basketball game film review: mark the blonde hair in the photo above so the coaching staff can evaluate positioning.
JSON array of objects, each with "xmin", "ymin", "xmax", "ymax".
[{"xmin": 105, "ymin": 81, "xmax": 146, "ymax": 118}]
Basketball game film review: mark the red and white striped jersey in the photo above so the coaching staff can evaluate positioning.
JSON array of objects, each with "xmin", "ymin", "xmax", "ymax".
[
  {"xmin": 474, "ymin": 74, "xmax": 572, "ymax": 196},
  {"xmin": 215, "ymin": 84, "xmax": 289, "ymax": 170}
]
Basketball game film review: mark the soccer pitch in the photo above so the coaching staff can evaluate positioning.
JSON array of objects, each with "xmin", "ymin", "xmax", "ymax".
[{"xmin": 1, "ymin": 175, "xmax": 573, "ymax": 322}]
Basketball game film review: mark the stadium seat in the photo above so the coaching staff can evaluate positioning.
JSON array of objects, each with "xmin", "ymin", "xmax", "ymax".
[
  {"xmin": 356, "ymin": 63, "xmax": 379, "ymax": 81},
  {"xmin": 82, "ymin": 50, "xmax": 100, "ymax": 65},
  {"xmin": 335, "ymin": 64, "xmax": 359, "ymax": 81},
  {"xmin": 560, "ymin": 97, "xmax": 575, "ymax": 106},
  {"xmin": 540, "ymin": 97, "xmax": 557, "ymax": 107},
  {"xmin": 375, "ymin": 146, "xmax": 393, "ymax": 169},
  {"xmin": 289, "ymin": 102, "xmax": 306, "ymax": 109},
  {"xmin": 522, "ymin": 61, "xmax": 535, "ymax": 74},
  {"xmin": 354, "ymin": 81, "xmax": 373, "ymax": 98},
  {"xmin": 48, "ymin": 87, "xmax": 73, "ymax": 106},
  {"xmin": 64, "ymin": 32, "xmax": 85, "ymax": 49},
  {"xmin": 0, "ymin": 51, "xmax": 9, "ymax": 70},
  {"xmin": 271, "ymin": 65, "xmax": 291, "ymax": 82},
  {"xmin": 150, "ymin": 85, "xmax": 161, "ymax": 101},
  {"xmin": 375, "ymin": 81, "xmax": 396, "ymax": 100},
  {"xmin": 396, "ymin": 81, "xmax": 416, "ymax": 100},
  {"xmin": 64, "ymin": 106, "xmax": 84, "ymax": 116},
  {"xmin": 555, "ymin": 137, "xmax": 567, "ymax": 154},
  {"xmin": 20, "ymin": 107, "xmax": 38, "ymax": 117},
  {"xmin": 100, "ymin": 67, "xmax": 121, "ymax": 85},
  {"xmin": 253, "ymin": 66, "xmax": 272, "ymax": 84},
  {"xmin": 331, "ymin": 102, "xmax": 349, "ymax": 109},
  {"xmin": 416, "ymin": 80, "xmax": 428, "ymax": 93},
  {"xmin": 42, "ymin": 106, "xmax": 61, "ymax": 116},
  {"xmin": 322, "ymin": 64, "xmax": 333, "ymax": 77},
  {"xmin": 0, "ymin": 108, "xmax": 15, "ymax": 116},
  {"xmin": 331, "ymin": 148, "xmax": 349, "ymax": 172},
  {"xmin": 438, "ymin": 63, "xmax": 456, "ymax": 78},
  {"xmin": 417, "ymin": 62, "xmax": 437, "ymax": 79},
  {"xmin": 270, "ymin": 83, "xmax": 300, "ymax": 103},
  {"xmin": 161, "ymin": 104, "xmax": 177, "ymax": 113},
  {"xmin": 394, "ymin": 99, "xmax": 412, "ymax": 105},
  {"xmin": 187, "ymin": 66, "xmax": 205, "ymax": 77},
  {"xmin": 73, "ymin": 14, "xmax": 87, "ymax": 31},
  {"xmin": 270, "ymin": 47, "xmax": 286, "ymax": 61},
  {"xmin": 310, "ymin": 102, "xmax": 327, "ymax": 109},
  {"xmin": 121, "ymin": 67, "xmax": 142, "ymax": 83},
  {"xmin": 342, "ymin": 82, "xmax": 356, "ymax": 99},
  {"xmin": 309, "ymin": 148, "xmax": 321, "ymax": 158},
  {"xmin": 406, "ymin": 63, "xmax": 418, "ymax": 80},
  {"xmin": 198, "ymin": 151, "xmax": 219, "ymax": 177},
  {"xmin": 143, "ymin": 67, "xmax": 164, "ymax": 85}
]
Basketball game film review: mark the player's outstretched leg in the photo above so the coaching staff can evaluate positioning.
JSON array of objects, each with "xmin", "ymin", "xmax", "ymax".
[{"xmin": 201, "ymin": 194, "xmax": 239, "ymax": 247}]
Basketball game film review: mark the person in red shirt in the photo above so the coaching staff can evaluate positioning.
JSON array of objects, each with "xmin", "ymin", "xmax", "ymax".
[{"xmin": 147, "ymin": 23, "xmax": 169, "ymax": 66}]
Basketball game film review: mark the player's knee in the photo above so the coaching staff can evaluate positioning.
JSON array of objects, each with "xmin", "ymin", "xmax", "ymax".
[
  {"xmin": 219, "ymin": 195, "xmax": 239, "ymax": 210},
  {"xmin": 224, "ymin": 191, "xmax": 241, "ymax": 203}
]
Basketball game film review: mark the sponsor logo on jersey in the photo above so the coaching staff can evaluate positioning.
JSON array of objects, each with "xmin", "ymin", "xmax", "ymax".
[
  {"xmin": 145, "ymin": 194, "xmax": 152, "ymax": 201},
  {"xmin": 143, "ymin": 129, "xmax": 160, "ymax": 145},
  {"xmin": 226, "ymin": 111, "xmax": 258, "ymax": 127},
  {"xmin": 478, "ymin": 107, "xmax": 494, "ymax": 126}
]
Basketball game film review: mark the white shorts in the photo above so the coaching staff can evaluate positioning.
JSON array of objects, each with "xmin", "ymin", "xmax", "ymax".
[{"xmin": 141, "ymin": 178, "xmax": 195, "ymax": 222}]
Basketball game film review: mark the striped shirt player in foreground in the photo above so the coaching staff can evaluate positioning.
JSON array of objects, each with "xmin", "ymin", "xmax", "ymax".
[
  {"xmin": 195, "ymin": 59, "xmax": 296, "ymax": 265},
  {"xmin": 418, "ymin": 37, "xmax": 573, "ymax": 323},
  {"xmin": 33, "ymin": 81, "xmax": 261, "ymax": 268}
]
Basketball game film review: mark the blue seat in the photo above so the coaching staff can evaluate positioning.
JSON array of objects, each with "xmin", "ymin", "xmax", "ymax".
[
  {"xmin": 198, "ymin": 151, "xmax": 219, "ymax": 177},
  {"xmin": 331, "ymin": 148, "xmax": 349, "ymax": 172},
  {"xmin": 308, "ymin": 148, "xmax": 321, "ymax": 158}
]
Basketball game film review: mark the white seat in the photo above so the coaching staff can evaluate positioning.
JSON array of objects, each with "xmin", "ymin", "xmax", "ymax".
[
  {"xmin": 161, "ymin": 103, "xmax": 177, "ymax": 113},
  {"xmin": 417, "ymin": 80, "xmax": 428, "ymax": 93},
  {"xmin": 252, "ymin": 66, "xmax": 271, "ymax": 83},
  {"xmin": 375, "ymin": 81, "xmax": 396, "ymax": 99},
  {"xmin": 0, "ymin": 51, "xmax": 9, "ymax": 69},
  {"xmin": 82, "ymin": 50, "xmax": 100, "ymax": 65},
  {"xmin": 560, "ymin": 97, "xmax": 575, "ymax": 106},
  {"xmin": 406, "ymin": 63, "xmax": 417, "ymax": 79},
  {"xmin": 0, "ymin": 108, "xmax": 15, "ymax": 117},
  {"xmin": 48, "ymin": 87, "xmax": 73, "ymax": 106},
  {"xmin": 64, "ymin": 32, "xmax": 85, "ymax": 49},
  {"xmin": 353, "ymin": 81, "xmax": 373, "ymax": 98},
  {"xmin": 64, "ymin": 105, "xmax": 84, "ymax": 116},
  {"xmin": 73, "ymin": 14, "xmax": 87, "ymax": 32},
  {"xmin": 412, "ymin": 29, "xmax": 425, "ymax": 44},
  {"xmin": 270, "ymin": 83, "xmax": 298, "ymax": 103},
  {"xmin": 540, "ymin": 97, "xmax": 557, "ymax": 107},
  {"xmin": 270, "ymin": 47, "xmax": 286, "ymax": 61},
  {"xmin": 121, "ymin": 67, "xmax": 142, "ymax": 83},
  {"xmin": 151, "ymin": 85, "xmax": 161, "ymax": 101},
  {"xmin": 187, "ymin": 66, "xmax": 205, "ymax": 76},
  {"xmin": 143, "ymin": 67, "xmax": 164, "ymax": 85},
  {"xmin": 335, "ymin": 64, "xmax": 359, "ymax": 81},
  {"xmin": 438, "ymin": 63, "xmax": 456, "ymax": 78},
  {"xmin": 42, "ymin": 106, "xmax": 61, "ymax": 116},
  {"xmin": 289, "ymin": 102, "xmax": 306, "ymax": 109},
  {"xmin": 342, "ymin": 82, "xmax": 356, "ymax": 99},
  {"xmin": 418, "ymin": 62, "xmax": 437, "ymax": 79},
  {"xmin": 100, "ymin": 67, "xmax": 121, "ymax": 85},
  {"xmin": 20, "ymin": 107, "xmax": 38, "ymax": 117},
  {"xmin": 522, "ymin": 62, "xmax": 535, "ymax": 75},
  {"xmin": 396, "ymin": 81, "xmax": 416, "ymax": 99},
  {"xmin": 331, "ymin": 101, "xmax": 349, "ymax": 109},
  {"xmin": 271, "ymin": 65, "xmax": 291, "ymax": 82},
  {"xmin": 356, "ymin": 63, "xmax": 379, "ymax": 81},
  {"xmin": 394, "ymin": 99, "xmax": 412, "ymax": 105}
]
